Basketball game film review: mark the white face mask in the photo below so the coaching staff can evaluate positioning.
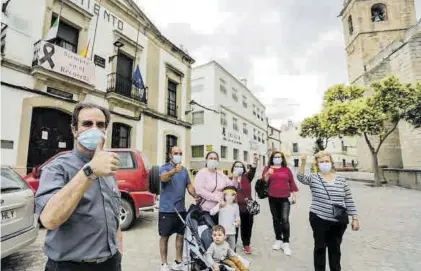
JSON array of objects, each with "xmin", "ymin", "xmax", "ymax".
[
  {"xmin": 318, "ymin": 163, "xmax": 332, "ymax": 173},
  {"xmin": 206, "ymin": 159, "xmax": 218, "ymax": 169},
  {"xmin": 225, "ymin": 193, "xmax": 235, "ymax": 204}
]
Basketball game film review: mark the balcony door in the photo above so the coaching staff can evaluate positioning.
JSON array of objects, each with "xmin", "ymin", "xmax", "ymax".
[
  {"xmin": 51, "ymin": 15, "xmax": 79, "ymax": 53},
  {"xmin": 116, "ymin": 53, "xmax": 133, "ymax": 98}
]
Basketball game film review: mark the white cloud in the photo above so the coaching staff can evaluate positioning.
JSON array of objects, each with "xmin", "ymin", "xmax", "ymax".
[
  {"xmin": 251, "ymin": 54, "xmax": 324, "ymax": 123},
  {"xmin": 135, "ymin": 0, "xmax": 421, "ymax": 129},
  {"xmin": 136, "ymin": 0, "xmax": 227, "ymax": 35}
]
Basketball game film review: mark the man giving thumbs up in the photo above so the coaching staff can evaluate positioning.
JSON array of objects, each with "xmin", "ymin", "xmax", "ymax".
[{"xmin": 36, "ymin": 103, "xmax": 122, "ymax": 271}]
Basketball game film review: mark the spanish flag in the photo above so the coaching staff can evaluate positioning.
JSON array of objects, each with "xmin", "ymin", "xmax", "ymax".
[{"xmin": 80, "ymin": 40, "xmax": 90, "ymax": 58}]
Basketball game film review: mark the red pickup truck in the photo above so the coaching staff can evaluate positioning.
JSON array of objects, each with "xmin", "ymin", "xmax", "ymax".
[{"xmin": 23, "ymin": 148, "xmax": 161, "ymax": 231}]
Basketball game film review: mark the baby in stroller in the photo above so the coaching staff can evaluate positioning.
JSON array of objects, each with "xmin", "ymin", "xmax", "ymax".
[{"xmin": 206, "ymin": 225, "xmax": 248, "ymax": 271}]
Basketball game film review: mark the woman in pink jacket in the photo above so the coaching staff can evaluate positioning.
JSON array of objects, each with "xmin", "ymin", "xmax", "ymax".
[{"xmin": 194, "ymin": 151, "xmax": 234, "ymax": 224}]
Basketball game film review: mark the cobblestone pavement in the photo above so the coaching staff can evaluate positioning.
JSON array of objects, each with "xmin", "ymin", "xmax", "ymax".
[{"xmin": 2, "ymin": 181, "xmax": 421, "ymax": 271}]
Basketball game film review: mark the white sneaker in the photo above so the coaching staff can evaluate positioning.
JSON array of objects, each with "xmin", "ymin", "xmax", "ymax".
[
  {"xmin": 283, "ymin": 243, "xmax": 292, "ymax": 256},
  {"xmin": 272, "ymin": 240, "xmax": 283, "ymax": 250},
  {"xmin": 161, "ymin": 263, "xmax": 170, "ymax": 271},
  {"xmin": 171, "ymin": 261, "xmax": 186, "ymax": 271}
]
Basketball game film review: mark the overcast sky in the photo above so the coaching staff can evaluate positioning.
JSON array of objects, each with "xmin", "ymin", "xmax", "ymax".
[{"xmin": 135, "ymin": 0, "xmax": 421, "ymax": 128}]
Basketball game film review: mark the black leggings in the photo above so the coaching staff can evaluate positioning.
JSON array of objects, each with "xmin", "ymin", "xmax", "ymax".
[
  {"xmin": 309, "ymin": 212, "xmax": 347, "ymax": 271},
  {"xmin": 268, "ymin": 197, "xmax": 291, "ymax": 243},
  {"xmin": 235, "ymin": 212, "xmax": 254, "ymax": 246}
]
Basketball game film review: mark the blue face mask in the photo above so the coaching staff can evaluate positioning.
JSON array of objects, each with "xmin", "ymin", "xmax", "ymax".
[
  {"xmin": 78, "ymin": 128, "xmax": 105, "ymax": 150},
  {"xmin": 234, "ymin": 167, "xmax": 244, "ymax": 175},
  {"xmin": 273, "ymin": 157, "xmax": 282, "ymax": 165},
  {"xmin": 172, "ymin": 155, "xmax": 181, "ymax": 164},
  {"xmin": 318, "ymin": 163, "xmax": 332, "ymax": 173}
]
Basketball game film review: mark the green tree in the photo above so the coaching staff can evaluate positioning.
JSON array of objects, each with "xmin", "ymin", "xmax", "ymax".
[
  {"xmin": 300, "ymin": 114, "xmax": 332, "ymax": 154},
  {"xmin": 405, "ymin": 83, "xmax": 421, "ymax": 128},
  {"xmin": 320, "ymin": 76, "xmax": 417, "ymax": 186}
]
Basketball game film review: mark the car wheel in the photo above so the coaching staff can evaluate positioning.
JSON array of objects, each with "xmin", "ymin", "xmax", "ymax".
[
  {"xmin": 119, "ymin": 198, "xmax": 134, "ymax": 231},
  {"xmin": 149, "ymin": 165, "xmax": 161, "ymax": 195}
]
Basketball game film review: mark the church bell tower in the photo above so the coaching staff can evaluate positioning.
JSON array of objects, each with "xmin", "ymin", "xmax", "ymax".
[{"xmin": 339, "ymin": 0, "xmax": 417, "ymax": 82}]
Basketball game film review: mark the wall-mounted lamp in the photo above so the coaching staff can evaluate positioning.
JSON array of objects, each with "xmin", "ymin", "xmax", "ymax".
[{"xmin": 108, "ymin": 40, "xmax": 125, "ymax": 63}]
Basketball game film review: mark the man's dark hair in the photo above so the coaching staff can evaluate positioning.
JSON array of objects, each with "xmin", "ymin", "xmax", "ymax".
[
  {"xmin": 212, "ymin": 225, "xmax": 225, "ymax": 235},
  {"xmin": 71, "ymin": 103, "xmax": 111, "ymax": 130}
]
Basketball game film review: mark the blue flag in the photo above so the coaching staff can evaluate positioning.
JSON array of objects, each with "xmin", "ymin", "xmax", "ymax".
[{"xmin": 133, "ymin": 65, "xmax": 147, "ymax": 104}]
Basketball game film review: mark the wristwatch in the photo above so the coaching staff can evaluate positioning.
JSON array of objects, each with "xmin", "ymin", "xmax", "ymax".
[{"xmin": 82, "ymin": 164, "xmax": 98, "ymax": 181}]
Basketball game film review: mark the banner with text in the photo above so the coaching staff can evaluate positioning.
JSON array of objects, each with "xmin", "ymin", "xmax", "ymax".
[{"xmin": 37, "ymin": 41, "xmax": 95, "ymax": 85}]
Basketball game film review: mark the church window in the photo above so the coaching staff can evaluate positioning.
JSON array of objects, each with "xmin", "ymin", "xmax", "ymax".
[
  {"xmin": 371, "ymin": 3, "xmax": 387, "ymax": 22},
  {"xmin": 348, "ymin": 15, "xmax": 354, "ymax": 35}
]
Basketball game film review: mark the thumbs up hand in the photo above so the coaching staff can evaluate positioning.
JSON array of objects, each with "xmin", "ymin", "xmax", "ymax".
[{"xmin": 90, "ymin": 137, "xmax": 120, "ymax": 176}]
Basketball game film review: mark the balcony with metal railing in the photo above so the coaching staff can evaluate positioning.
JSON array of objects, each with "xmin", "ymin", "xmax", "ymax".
[{"xmin": 106, "ymin": 73, "xmax": 144, "ymax": 101}]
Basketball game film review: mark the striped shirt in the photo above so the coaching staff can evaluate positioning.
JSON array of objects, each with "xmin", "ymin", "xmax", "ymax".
[{"xmin": 296, "ymin": 173, "xmax": 357, "ymax": 222}]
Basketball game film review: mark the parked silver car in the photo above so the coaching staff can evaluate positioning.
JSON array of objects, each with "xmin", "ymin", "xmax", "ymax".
[{"xmin": 1, "ymin": 166, "xmax": 39, "ymax": 259}]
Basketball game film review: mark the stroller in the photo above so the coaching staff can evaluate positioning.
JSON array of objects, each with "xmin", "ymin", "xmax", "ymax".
[{"xmin": 174, "ymin": 204, "xmax": 249, "ymax": 271}]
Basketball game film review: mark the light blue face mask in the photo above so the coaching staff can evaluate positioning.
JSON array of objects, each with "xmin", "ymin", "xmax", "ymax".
[
  {"xmin": 173, "ymin": 155, "xmax": 182, "ymax": 164},
  {"xmin": 78, "ymin": 128, "xmax": 105, "ymax": 150},
  {"xmin": 234, "ymin": 167, "xmax": 244, "ymax": 175},
  {"xmin": 273, "ymin": 157, "xmax": 282, "ymax": 165},
  {"xmin": 318, "ymin": 163, "xmax": 332, "ymax": 173}
]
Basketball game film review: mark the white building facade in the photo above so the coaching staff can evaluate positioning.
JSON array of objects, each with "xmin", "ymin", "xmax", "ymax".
[
  {"xmin": 267, "ymin": 125, "xmax": 281, "ymax": 154},
  {"xmin": 1, "ymin": 0, "xmax": 194, "ymax": 175},
  {"xmin": 190, "ymin": 61, "xmax": 268, "ymax": 173},
  {"xmin": 280, "ymin": 121, "xmax": 358, "ymax": 169}
]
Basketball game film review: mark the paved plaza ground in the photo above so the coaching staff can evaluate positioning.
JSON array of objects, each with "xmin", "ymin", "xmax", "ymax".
[{"xmin": 2, "ymin": 181, "xmax": 421, "ymax": 271}]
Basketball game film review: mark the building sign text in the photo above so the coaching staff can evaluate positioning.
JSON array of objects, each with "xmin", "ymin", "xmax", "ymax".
[{"xmin": 71, "ymin": 0, "xmax": 124, "ymax": 31}]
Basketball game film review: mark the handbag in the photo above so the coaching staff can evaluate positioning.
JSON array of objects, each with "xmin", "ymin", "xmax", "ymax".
[
  {"xmin": 238, "ymin": 180, "xmax": 260, "ymax": 215},
  {"xmin": 255, "ymin": 166, "xmax": 271, "ymax": 199},
  {"xmin": 318, "ymin": 175, "xmax": 349, "ymax": 224},
  {"xmin": 254, "ymin": 178, "xmax": 268, "ymax": 199}
]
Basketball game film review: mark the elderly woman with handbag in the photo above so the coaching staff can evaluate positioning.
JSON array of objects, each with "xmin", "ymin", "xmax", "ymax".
[
  {"xmin": 230, "ymin": 154, "xmax": 260, "ymax": 254},
  {"xmin": 297, "ymin": 151, "xmax": 360, "ymax": 271}
]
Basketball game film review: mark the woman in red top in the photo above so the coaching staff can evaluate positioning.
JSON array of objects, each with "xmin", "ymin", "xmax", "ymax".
[
  {"xmin": 263, "ymin": 151, "xmax": 298, "ymax": 256},
  {"xmin": 230, "ymin": 155, "xmax": 258, "ymax": 254}
]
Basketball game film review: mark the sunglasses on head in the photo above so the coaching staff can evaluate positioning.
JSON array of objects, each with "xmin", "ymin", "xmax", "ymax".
[{"xmin": 80, "ymin": 120, "xmax": 107, "ymax": 129}]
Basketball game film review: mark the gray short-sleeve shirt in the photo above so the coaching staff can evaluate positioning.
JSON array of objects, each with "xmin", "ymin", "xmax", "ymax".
[{"xmin": 35, "ymin": 148, "xmax": 121, "ymax": 261}]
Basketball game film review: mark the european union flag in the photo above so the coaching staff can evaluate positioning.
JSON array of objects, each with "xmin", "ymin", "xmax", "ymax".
[{"xmin": 133, "ymin": 65, "xmax": 147, "ymax": 104}]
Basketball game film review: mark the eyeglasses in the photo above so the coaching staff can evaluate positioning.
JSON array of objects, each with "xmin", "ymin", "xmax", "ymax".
[{"xmin": 80, "ymin": 120, "xmax": 107, "ymax": 129}]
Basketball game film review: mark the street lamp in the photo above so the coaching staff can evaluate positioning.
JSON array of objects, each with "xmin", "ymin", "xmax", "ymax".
[{"xmin": 108, "ymin": 40, "xmax": 125, "ymax": 63}]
